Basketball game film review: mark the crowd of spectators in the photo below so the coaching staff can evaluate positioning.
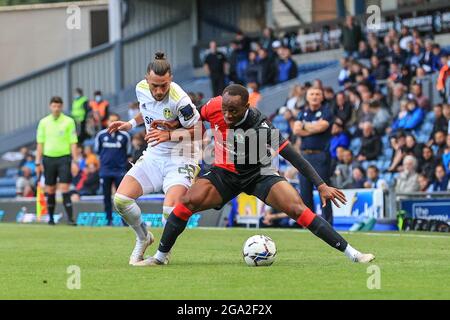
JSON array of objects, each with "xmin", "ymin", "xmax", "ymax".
[
  {"xmin": 266, "ymin": 22, "xmax": 450, "ymax": 195},
  {"xmin": 203, "ymin": 28, "xmax": 299, "ymax": 99}
]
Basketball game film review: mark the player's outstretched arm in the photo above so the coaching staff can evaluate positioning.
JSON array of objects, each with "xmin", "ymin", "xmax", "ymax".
[
  {"xmin": 147, "ymin": 119, "xmax": 203, "ymax": 146},
  {"xmin": 107, "ymin": 113, "xmax": 144, "ymax": 134},
  {"xmin": 279, "ymin": 143, "xmax": 346, "ymax": 207}
]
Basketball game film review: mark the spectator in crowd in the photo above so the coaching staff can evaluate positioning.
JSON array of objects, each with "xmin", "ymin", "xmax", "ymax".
[
  {"xmin": 437, "ymin": 54, "xmax": 450, "ymax": 103},
  {"xmin": 411, "ymin": 66, "xmax": 428, "ymax": 86},
  {"xmin": 260, "ymin": 27, "xmax": 277, "ymax": 56},
  {"xmin": 370, "ymin": 100, "xmax": 391, "ymax": 135},
  {"xmin": 389, "ymin": 83, "xmax": 407, "ymax": 118},
  {"xmin": 394, "ymin": 155, "xmax": 420, "ymax": 193},
  {"xmin": 340, "ymin": 16, "xmax": 363, "ymax": 58},
  {"xmin": 428, "ymin": 104, "xmax": 448, "ymax": 142},
  {"xmin": 350, "ymin": 166, "xmax": 366, "ymax": 188},
  {"xmin": 323, "ymin": 87, "xmax": 335, "ymax": 105},
  {"xmin": 432, "ymin": 164, "xmax": 449, "ymax": 191},
  {"xmin": 332, "ymin": 149, "xmax": 354, "ymax": 189},
  {"xmin": 357, "ymin": 40, "xmax": 372, "ymax": 59},
  {"xmin": 421, "ymin": 39, "xmax": 435, "ymax": 73},
  {"xmin": 130, "ymin": 131, "xmax": 146, "ymax": 165},
  {"xmin": 390, "ymin": 43, "xmax": 407, "ymax": 65},
  {"xmin": 17, "ymin": 147, "xmax": 30, "ymax": 168},
  {"xmin": 259, "ymin": 205, "xmax": 295, "ymax": 228},
  {"xmin": 233, "ymin": 30, "xmax": 251, "ymax": 84},
  {"xmin": 399, "ymin": 26, "xmax": 413, "ymax": 50},
  {"xmin": 406, "ymin": 43, "xmax": 424, "ymax": 71},
  {"xmin": 277, "ymin": 46, "xmax": 298, "ymax": 83},
  {"xmin": 419, "ymin": 145, "xmax": 438, "ymax": 180},
  {"xmin": 89, "ymin": 90, "xmax": 109, "ymax": 131},
  {"xmin": 411, "ymin": 82, "xmax": 430, "ymax": 111},
  {"xmin": 418, "ymin": 173, "xmax": 433, "ymax": 193},
  {"xmin": 247, "ymin": 82, "xmax": 261, "ymax": 108},
  {"xmin": 285, "ymin": 84, "xmax": 305, "ymax": 110},
  {"xmin": 20, "ymin": 153, "xmax": 36, "ymax": 176},
  {"xmin": 245, "ymin": 51, "xmax": 260, "ymax": 84},
  {"xmin": 356, "ymin": 102, "xmax": 375, "ymax": 132},
  {"xmin": 71, "ymin": 88, "xmax": 89, "ymax": 143},
  {"xmin": 84, "ymin": 145, "xmax": 99, "ymax": 170},
  {"xmin": 227, "ymin": 40, "xmax": 241, "ymax": 84},
  {"xmin": 331, "ymin": 91, "xmax": 352, "ymax": 126},
  {"xmin": 441, "ymin": 134, "xmax": 450, "ymax": 174},
  {"xmin": 204, "ymin": 41, "xmax": 227, "ymax": 96},
  {"xmin": 95, "ymin": 113, "xmax": 132, "ymax": 225},
  {"xmin": 128, "ymin": 101, "xmax": 140, "ymax": 121},
  {"xmin": 404, "ymin": 134, "xmax": 423, "ymax": 159},
  {"xmin": 391, "ymin": 99, "xmax": 424, "ymax": 132},
  {"xmin": 271, "ymin": 107, "xmax": 293, "ymax": 141},
  {"xmin": 431, "ymin": 130, "xmax": 447, "ymax": 158},
  {"xmin": 387, "ymin": 130, "xmax": 406, "ymax": 173},
  {"xmin": 364, "ymin": 165, "xmax": 388, "ymax": 191},
  {"xmin": 370, "ymin": 55, "xmax": 389, "ymax": 80},
  {"xmin": 357, "ymin": 122, "xmax": 381, "ymax": 161},
  {"xmin": 432, "ymin": 44, "xmax": 445, "ymax": 71},
  {"xmin": 330, "ymin": 118, "xmax": 350, "ymax": 162},
  {"xmin": 257, "ymin": 48, "xmax": 277, "ymax": 86},
  {"xmin": 78, "ymin": 164, "xmax": 100, "ymax": 196},
  {"xmin": 16, "ymin": 166, "xmax": 35, "ymax": 197}
]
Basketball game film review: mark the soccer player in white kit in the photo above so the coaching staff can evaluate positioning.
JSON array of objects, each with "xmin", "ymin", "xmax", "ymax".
[{"xmin": 107, "ymin": 52, "xmax": 200, "ymax": 265}]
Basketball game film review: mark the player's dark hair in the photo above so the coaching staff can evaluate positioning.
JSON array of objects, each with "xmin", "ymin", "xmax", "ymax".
[
  {"xmin": 147, "ymin": 51, "xmax": 171, "ymax": 76},
  {"xmin": 222, "ymin": 84, "xmax": 249, "ymax": 105},
  {"xmin": 75, "ymin": 88, "xmax": 83, "ymax": 95},
  {"xmin": 367, "ymin": 165, "xmax": 378, "ymax": 173},
  {"xmin": 50, "ymin": 96, "xmax": 63, "ymax": 104}
]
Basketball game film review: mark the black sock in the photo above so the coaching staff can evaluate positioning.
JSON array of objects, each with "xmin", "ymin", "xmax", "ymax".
[
  {"xmin": 308, "ymin": 215, "xmax": 348, "ymax": 252},
  {"xmin": 158, "ymin": 213, "xmax": 188, "ymax": 253},
  {"xmin": 46, "ymin": 193, "xmax": 56, "ymax": 221},
  {"xmin": 62, "ymin": 192, "xmax": 74, "ymax": 221}
]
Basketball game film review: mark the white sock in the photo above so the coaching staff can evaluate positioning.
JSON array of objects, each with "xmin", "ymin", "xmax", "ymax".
[
  {"xmin": 344, "ymin": 244, "xmax": 361, "ymax": 261},
  {"xmin": 114, "ymin": 193, "xmax": 147, "ymax": 241},
  {"xmin": 154, "ymin": 250, "xmax": 169, "ymax": 262}
]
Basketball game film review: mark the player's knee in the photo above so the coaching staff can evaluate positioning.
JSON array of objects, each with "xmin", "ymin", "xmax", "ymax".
[
  {"xmin": 288, "ymin": 202, "xmax": 308, "ymax": 220},
  {"xmin": 180, "ymin": 194, "xmax": 201, "ymax": 212},
  {"xmin": 113, "ymin": 193, "xmax": 136, "ymax": 215}
]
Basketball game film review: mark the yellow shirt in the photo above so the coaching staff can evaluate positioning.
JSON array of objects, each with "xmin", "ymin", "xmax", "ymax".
[{"xmin": 36, "ymin": 113, "xmax": 78, "ymax": 157}]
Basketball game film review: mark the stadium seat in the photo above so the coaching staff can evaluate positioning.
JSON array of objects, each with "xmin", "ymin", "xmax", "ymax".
[
  {"xmin": 0, "ymin": 177, "xmax": 16, "ymax": 187},
  {"xmin": 6, "ymin": 168, "xmax": 19, "ymax": 177},
  {"xmin": 425, "ymin": 111, "xmax": 435, "ymax": 123},
  {"xmin": 0, "ymin": 187, "xmax": 16, "ymax": 198}
]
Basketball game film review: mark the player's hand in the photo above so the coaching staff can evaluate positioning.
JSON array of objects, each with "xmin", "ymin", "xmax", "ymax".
[
  {"xmin": 151, "ymin": 119, "xmax": 181, "ymax": 131},
  {"xmin": 107, "ymin": 121, "xmax": 131, "ymax": 134},
  {"xmin": 317, "ymin": 184, "xmax": 347, "ymax": 208},
  {"xmin": 145, "ymin": 128, "xmax": 170, "ymax": 147}
]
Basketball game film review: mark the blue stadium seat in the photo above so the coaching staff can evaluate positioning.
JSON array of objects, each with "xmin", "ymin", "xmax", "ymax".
[
  {"xmin": 6, "ymin": 168, "xmax": 19, "ymax": 177},
  {"xmin": 383, "ymin": 148, "xmax": 393, "ymax": 159},
  {"xmin": 0, "ymin": 178, "xmax": 16, "ymax": 187},
  {"xmin": 0, "ymin": 187, "xmax": 16, "ymax": 198},
  {"xmin": 381, "ymin": 135, "xmax": 389, "ymax": 147},
  {"xmin": 361, "ymin": 161, "xmax": 369, "ymax": 170}
]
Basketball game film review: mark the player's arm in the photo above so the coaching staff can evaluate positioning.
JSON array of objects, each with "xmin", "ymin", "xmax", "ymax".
[
  {"xmin": 107, "ymin": 112, "xmax": 143, "ymax": 134},
  {"xmin": 279, "ymin": 143, "xmax": 346, "ymax": 207}
]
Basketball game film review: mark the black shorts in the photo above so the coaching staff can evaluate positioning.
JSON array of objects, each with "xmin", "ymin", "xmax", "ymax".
[
  {"xmin": 43, "ymin": 155, "xmax": 72, "ymax": 185},
  {"xmin": 199, "ymin": 166, "xmax": 286, "ymax": 208}
]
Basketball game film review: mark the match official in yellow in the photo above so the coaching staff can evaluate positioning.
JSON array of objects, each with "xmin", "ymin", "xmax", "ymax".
[{"xmin": 35, "ymin": 96, "xmax": 78, "ymax": 225}]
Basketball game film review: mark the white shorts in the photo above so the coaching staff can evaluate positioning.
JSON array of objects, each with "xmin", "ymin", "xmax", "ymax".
[{"xmin": 126, "ymin": 153, "xmax": 199, "ymax": 194}]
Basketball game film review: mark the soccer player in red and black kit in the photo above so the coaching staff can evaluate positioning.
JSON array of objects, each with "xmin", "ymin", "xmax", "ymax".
[{"xmin": 135, "ymin": 84, "xmax": 375, "ymax": 266}]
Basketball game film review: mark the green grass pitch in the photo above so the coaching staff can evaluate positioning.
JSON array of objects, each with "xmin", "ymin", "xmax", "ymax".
[{"xmin": 1, "ymin": 223, "xmax": 450, "ymax": 299}]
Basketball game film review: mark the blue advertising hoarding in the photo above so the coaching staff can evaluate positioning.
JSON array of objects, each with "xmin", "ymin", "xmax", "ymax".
[{"xmin": 400, "ymin": 198, "xmax": 450, "ymax": 221}]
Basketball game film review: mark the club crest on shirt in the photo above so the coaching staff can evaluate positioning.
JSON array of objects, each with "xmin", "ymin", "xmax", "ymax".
[
  {"xmin": 163, "ymin": 108, "xmax": 174, "ymax": 119},
  {"xmin": 315, "ymin": 111, "xmax": 322, "ymax": 118}
]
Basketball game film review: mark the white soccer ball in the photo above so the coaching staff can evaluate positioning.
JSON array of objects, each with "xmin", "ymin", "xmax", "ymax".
[{"xmin": 242, "ymin": 235, "xmax": 277, "ymax": 267}]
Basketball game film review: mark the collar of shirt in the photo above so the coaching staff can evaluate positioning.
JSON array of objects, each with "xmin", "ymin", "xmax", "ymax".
[{"xmin": 234, "ymin": 109, "xmax": 250, "ymax": 127}]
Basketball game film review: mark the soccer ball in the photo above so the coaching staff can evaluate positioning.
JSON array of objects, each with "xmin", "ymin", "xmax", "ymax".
[{"xmin": 242, "ymin": 235, "xmax": 277, "ymax": 266}]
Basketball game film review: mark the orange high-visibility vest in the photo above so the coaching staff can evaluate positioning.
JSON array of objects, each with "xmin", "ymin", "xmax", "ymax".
[
  {"xmin": 437, "ymin": 64, "xmax": 449, "ymax": 91},
  {"xmin": 89, "ymin": 100, "xmax": 109, "ymax": 126}
]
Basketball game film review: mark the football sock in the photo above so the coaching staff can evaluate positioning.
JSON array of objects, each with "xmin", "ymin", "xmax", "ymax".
[
  {"xmin": 297, "ymin": 208, "xmax": 348, "ymax": 252},
  {"xmin": 162, "ymin": 205, "xmax": 174, "ymax": 227},
  {"xmin": 46, "ymin": 193, "xmax": 56, "ymax": 221},
  {"xmin": 62, "ymin": 192, "xmax": 74, "ymax": 221},
  {"xmin": 113, "ymin": 193, "xmax": 147, "ymax": 241},
  {"xmin": 157, "ymin": 204, "xmax": 192, "ymax": 255}
]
